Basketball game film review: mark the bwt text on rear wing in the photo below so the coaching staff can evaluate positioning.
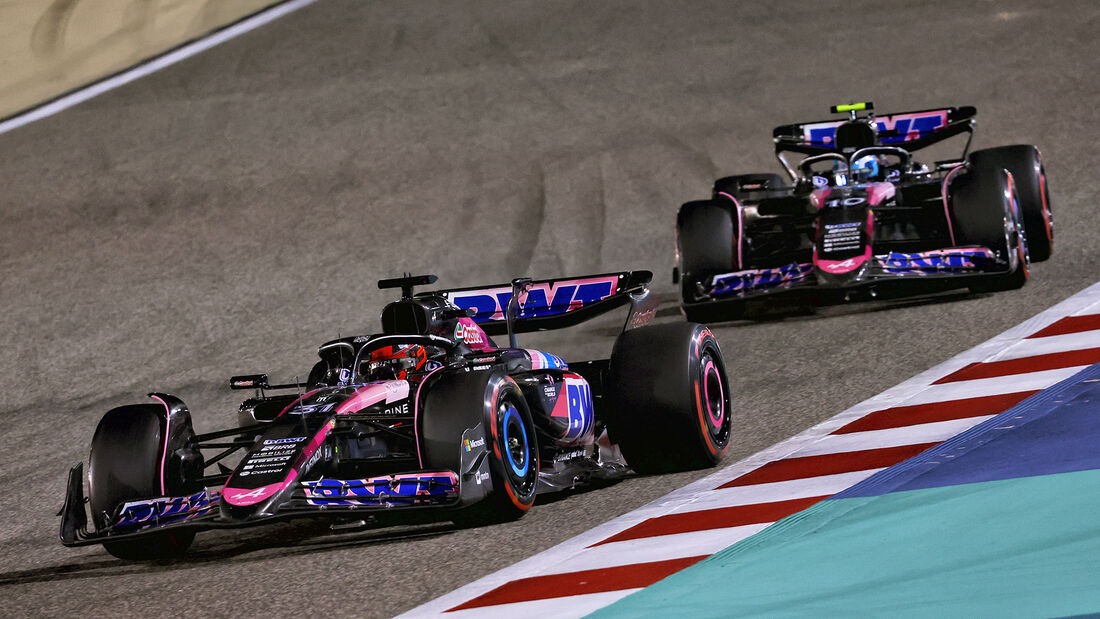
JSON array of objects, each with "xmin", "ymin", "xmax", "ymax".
[{"xmin": 421, "ymin": 270, "xmax": 658, "ymax": 338}]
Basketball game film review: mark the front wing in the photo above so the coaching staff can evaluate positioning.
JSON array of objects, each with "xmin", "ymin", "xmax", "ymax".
[
  {"xmin": 687, "ymin": 247, "xmax": 1011, "ymax": 306},
  {"xmin": 59, "ymin": 463, "xmax": 464, "ymax": 547}
]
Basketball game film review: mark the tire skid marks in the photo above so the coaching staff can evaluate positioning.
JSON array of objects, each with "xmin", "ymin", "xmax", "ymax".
[{"xmin": 401, "ymin": 285, "xmax": 1100, "ymax": 617}]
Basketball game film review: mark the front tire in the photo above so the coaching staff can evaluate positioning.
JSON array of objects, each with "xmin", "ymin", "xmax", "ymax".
[
  {"xmin": 88, "ymin": 404, "xmax": 196, "ymax": 560},
  {"xmin": 969, "ymin": 145, "xmax": 1052, "ymax": 262},
  {"xmin": 605, "ymin": 323, "xmax": 731, "ymax": 474},
  {"xmin": 950, "ymin": 166, "xmax": 1028, "ymax": 293},
  {"xmin": 422, "ymin": 373, "xmax": 539, "ymax": 526}
]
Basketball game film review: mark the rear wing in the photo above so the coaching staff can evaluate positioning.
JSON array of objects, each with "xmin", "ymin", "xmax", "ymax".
[
  {"xmin": 772, "ymin": 106, "xmax": 977, "ymax": 157},
  {"xmin": 420, "ymin": 271, "xmax": 657, "ymax": 337}
]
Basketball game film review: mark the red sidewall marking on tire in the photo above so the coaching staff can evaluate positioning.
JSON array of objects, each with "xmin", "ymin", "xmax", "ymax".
[
  {"xmin": 1039, "ymin": 171, "xmax": 1053, "ymax": 241},
  {"xmin": 703, "ymin": 360, "xmax": 724, "ymax": 428}
]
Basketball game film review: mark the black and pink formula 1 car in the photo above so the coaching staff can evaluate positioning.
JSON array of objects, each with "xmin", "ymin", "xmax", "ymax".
[
  {"xmin": 60, "ymin": 272, "xmax": 731, "ymax": 560},
  {"xmin": 675, "ymin": 102, "xmax": 1053, "ymax": 322}
]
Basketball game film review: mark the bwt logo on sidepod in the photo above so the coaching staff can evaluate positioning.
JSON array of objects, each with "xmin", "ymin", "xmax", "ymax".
[{"xmin": 451, "ymin": 276, "xmax": 619, "ymax": 323}]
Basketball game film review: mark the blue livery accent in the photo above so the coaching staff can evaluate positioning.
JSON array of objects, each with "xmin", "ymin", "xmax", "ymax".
[
  {"xmin": 452, "ymin": 280, "xmax": 617, "ymax": 323},
  {"xmin": 711, "ymin": 263, "xmax": 813, "ymax": 296},
  {"xmin": 807, "ymin": 113, "xmax": 947, "ymax": 146},
  {"xmin": 835, "ymin": 362, "xmax": 1100, "ymax": 499},
  {"xmin": 565, "ymin": 381, "xmax": 594, "ymax": 441},
  {"xmin": 302, "ymin": 474, "xmax": 458, "ymax": 506},
  {"xmin": 877, "ymin": 249, "xmax": 995, "ymax": 274},
  {"xmin": 114, "ymin": 490, "xmax": 219, "ymax": 529}
]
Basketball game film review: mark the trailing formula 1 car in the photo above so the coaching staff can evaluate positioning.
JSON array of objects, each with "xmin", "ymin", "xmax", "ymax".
[
  {"xmin": 60, "ymin": 272, "xmax": 731, "ymax": 560},
  {"xmin": 675, "ymin": 102, "xmax": 1053, "ymax": 321}
]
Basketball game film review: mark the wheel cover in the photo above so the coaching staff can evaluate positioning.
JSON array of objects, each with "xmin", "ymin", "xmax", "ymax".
[{"xmin": 501, "ymin": 404, "xmax": 530, "ymax": 478}]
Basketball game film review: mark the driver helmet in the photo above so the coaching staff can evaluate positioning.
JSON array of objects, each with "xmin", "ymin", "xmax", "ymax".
[
  {"xmin": 851, "ymin": 155, "xmax": 881, "ymax": 182},
  {"xmin": 364, "ymin": 344, "xmax": 427, "ymax": 380}
]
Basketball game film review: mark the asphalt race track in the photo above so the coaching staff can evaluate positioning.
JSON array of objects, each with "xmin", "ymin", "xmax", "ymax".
[{"xmin": 1, "ymin": 2, "xmax": 1097, "ymax": 616}]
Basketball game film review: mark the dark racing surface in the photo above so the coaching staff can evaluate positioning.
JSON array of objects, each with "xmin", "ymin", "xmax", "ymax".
[{"xmin": 1, "ymin": 1, "xmax": 1097, "ymax": 616}]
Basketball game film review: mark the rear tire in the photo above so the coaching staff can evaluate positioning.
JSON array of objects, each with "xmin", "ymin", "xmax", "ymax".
[
  {"xmin": 605, "ymin": 323, "xmax": 731, "ymax": 474},
  {"xmin": 89, "ymin": 404, "xmax": 196, "ymax": 561},
  {"xmin": 950, "ymin": 166, "xmax": 1028, "ymax": 293},
  {"xmin": 677, "ymin": 200, "xmax": 742, "ymax": 321},
  {"xmin": 969, "ymin": 145, "xmax": 1052, "ymax": 262}
]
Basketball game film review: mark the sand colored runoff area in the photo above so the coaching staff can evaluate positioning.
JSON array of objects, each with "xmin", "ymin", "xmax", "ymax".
[{"xmin": 0, "ymin": 0, "xmax": 284, "ymax": 119}]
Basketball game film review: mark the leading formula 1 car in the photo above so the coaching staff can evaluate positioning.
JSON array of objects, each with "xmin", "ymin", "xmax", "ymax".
[
  {"xmin": 675, "ymin": 102, "xmax": 1053, "ymax": 322},
  {"xmin": 59, "ymin": 271, "xmax": 731, "ymax": 560}
]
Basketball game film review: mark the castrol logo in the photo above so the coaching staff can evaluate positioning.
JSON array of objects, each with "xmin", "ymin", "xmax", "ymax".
[{"xmin": 454, "ymin": 322, "xmax": 484, "ymax": 345}]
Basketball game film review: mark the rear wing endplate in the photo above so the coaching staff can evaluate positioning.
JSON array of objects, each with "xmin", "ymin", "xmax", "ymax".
[{"xmin": 420, "ymin": 271, "xmax": 658, "ymax": 337}]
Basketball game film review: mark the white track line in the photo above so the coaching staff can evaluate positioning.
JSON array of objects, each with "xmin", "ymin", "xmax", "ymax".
[
  {"xmin": 0, "ymin": 0, "xmax": 316, "ymax": 136},
  {"xmin": 401, "ymin": 283, "xmax": 1100, "ymax": 617},
  {"xmin": 538, "ymin": 524, "xmax": 770, "ymax": 575},
  {"xmin": 670, "ymin": 470, "xmax": 885, "ymax": 514},
  {"xmin": 793, "ymin": 416, "xmax": 997, "ymax": 456},
  {"xmin": 898, "ymin": 367, "xmax": 1086, "ymax": 405},
  {"xmin": 990, "ymin": 329, "xmax": 1100, "ymax": 360}
]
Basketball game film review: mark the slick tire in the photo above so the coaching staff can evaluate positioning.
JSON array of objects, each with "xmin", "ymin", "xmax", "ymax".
[
  {"xmin": 969, "ymin": 145, "xmax": 1052, "ymax": 262},
  {"xmin": 677, "ymin": 200, "xmax": 742, "ymax": 320},
  {"xmin": 605, "ymin": 323, "xmax": 731, "ymax": 474},
  {"xmin": 713, "ymin": 173, "xmax": 788, "ymax": 201},
  {"xmin": 950, "ymin": 166, "xmax": 1028, "ymax": 293},
  {"xmin": 89, "ymin": 404, "xmax": 195, "ymax": 561},
  {"xmin": 422, "ymin": 372, "xmax": 539, "ymax": 526}
]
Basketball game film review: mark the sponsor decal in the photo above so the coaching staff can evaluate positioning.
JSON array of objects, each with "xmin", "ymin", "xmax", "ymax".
[
  {"xmin": 803, "ymin": 110, "xmax": 949, "ymax": 146},
  {"xmin": 115, "ymin": 490, "xmax": 219, "ymax": 528},
  {"xmin": 228, "ymin": 487, "xmax": 269, "ymax": 501},
  {"xmin": 263, "ymin": 436, "xmax": 306, "ymax": 445},
  {"xmin": 244, "ymin": 455, "xmax": 292, "ymax": 465},
  {"xmin": 554, "ymin": 448, "xmax": 585, "ymax": 462},
  {"xmin": 379, "ymin": 401, "xmax": 410, "ymax": 416},
  {"xmin": 710, "ymin": 263, "xmax": 813, "ymax": 296},
  {"xmin": 472, "ymin": 364, "xmax": 492, "ymax": 371},
  {"xmin": 302, "ymin": 473, "xmax": 459, "ymax": 506},
  {"xmin": 550, "ymin": 375, "xmax": 595, "ymax": 443},
  {"xmin": 451, "ymin": 276, "xmax": 619, "ymax": 323},
  {"xmin": 353, "ymin": 336, "xmax": 370, "ymax": 343},
  {"xmin": 286, "ymin": 402, "xmax": 338, "ymax": 416},
  {"xmin": 629, "ymin": 307, "xmax": 657, "ymax": 329},
  {"xmin": 463, "ymin": 437, "xmax": 486, "ymax": 452},
  {"xmin": 822, "ymin": 222, "xmax": 863, "ymax": 253},
  {"xmin": 454, "ymin": 321, "xmax": 484, "ymax": 345},
  {"xmin": 878, "ymin": 248, "xmax": 994, "ymax": 273}
]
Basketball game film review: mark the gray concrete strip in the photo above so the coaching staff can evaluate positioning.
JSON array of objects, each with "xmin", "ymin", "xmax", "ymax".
[{"xmin": 0, "ymin": 0, "xmax": 307, "ymax": 122}]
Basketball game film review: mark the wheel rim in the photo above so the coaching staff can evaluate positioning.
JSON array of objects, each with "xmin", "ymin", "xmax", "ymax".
[{"xmin": 500, "ymin": 403, "xmax": 530, "ymax": 478}]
